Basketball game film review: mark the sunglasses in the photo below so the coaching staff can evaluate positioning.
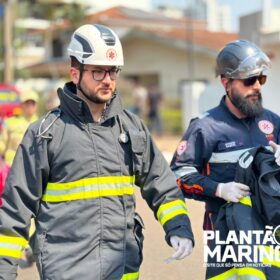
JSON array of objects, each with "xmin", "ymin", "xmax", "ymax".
[{"xmin": 241, "ymin": 75, "xmax": 267, "ymax": 87}]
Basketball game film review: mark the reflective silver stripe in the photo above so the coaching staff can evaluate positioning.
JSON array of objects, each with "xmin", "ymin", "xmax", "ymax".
[
  {"xmin": 0, "ymin": 243, "xmax": 23, "ymax": 251},
  {"xmin": 209, "ymin": 146, "xmax": 271, "ymax": 164},
  {"xmin": 209, "ymin": 148, "xmax": 251, "ymax": 163},
  {"xmin": 174, "ymin": 166, "xmax": 198, "ymax": 179},
  {"xmin": 45, "ymin": 182, "xmax": 133, "ymax": 196},
  {"xmin": 0, "ymin": 236, "xmax": 28, "ymax": 259},
  {"xmin": 42, "ymin": 176, "xmax": 135, "ymax": 202}
]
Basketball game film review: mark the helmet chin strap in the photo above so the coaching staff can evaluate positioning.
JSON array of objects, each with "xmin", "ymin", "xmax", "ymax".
[
  {"xmin": 76, "ymin": 64, "xmax": 89, "ymax": 100},
  {"xmin": 225, "ymin": 78, "xmax": 234, "ymax": 103},
  {"xmin": 226, "ymin": 90, "xmax": 233, "ymax": 102},
  {"xmin": 76, "ymin": 64, "xmax": 108, "ymax": 106}
]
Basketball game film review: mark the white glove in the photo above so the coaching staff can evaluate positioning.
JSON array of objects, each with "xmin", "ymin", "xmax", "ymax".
[
  {"xmin": 168, "ymin": 236, "xmax": 193, "ymax": 261},
  {"xmin": 269, "ymin": 141, "xmax": 280, "ymax": 166},
  {"xmin": 215, "ymin": 182, "xmax": 250, "ymax": 203}
]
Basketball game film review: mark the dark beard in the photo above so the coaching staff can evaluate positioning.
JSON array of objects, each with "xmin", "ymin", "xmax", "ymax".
[
  {"xmin": 78, "ymin": 84, "xmax": 109, "ymax": 104},
  {"xmin": 230, "ymin": 90, "xmax": 264, "ymax": 118},
  {"xmin": 80, "ymin": 88, "xmax": 107, "ymax": 104}
]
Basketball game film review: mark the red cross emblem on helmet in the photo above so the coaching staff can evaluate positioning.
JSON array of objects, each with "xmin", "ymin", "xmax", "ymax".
[{"xmin": 106, "ymin": 49, "xmax": 117, "ymax": 61}]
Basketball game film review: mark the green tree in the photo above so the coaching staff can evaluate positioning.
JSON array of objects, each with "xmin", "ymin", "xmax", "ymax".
[{"xmin": 4, "ymin": 0, "xmax": 89, "ymax": 80}]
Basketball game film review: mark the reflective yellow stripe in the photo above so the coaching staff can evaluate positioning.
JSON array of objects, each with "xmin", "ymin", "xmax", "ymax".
[
  {"xmin": 239, "ymin": 196, "xmax": 252, "ymax": 207},
  {"xmin": 208, "ymin": 267, "xmax": 266, "ymax": 280},
  {"xmin": 0, "ymin": 248, "xmax": 23, "ymax": 259},
  {"xmin": 0, "ymin": 235, "xmax": 28, "ymax": 259},
  {"xmin": 237, "ymin": 267, "xmax": 266, "ymax": 279},
  {"xmin": 207, "ymin": 267, "xmax": 236, "ymax": 280},
  {"xmin": 42, "ymin": 176, "xmax": 135, "ymax": 202},
  {"xmin": 261, "ymin": 245, "xmax": 280, "ymax": 268},
  {"xmin": 121, "ymin": 271, "xmax": 139, "ymax": 280},
  {"xmin": 157, "ymin": 200, "xmax": 189, "ymax": 226},
  {"xmin": 46, "ymin": 176, "xmax": 135, "ymax": 190}
]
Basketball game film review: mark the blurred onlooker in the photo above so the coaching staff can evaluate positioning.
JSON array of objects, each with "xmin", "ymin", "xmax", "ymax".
[
  {"xmin": 0, "ymin": 156, "xmax": 9, "ymax": 205},
  {"xmin": 130, "ymin": 76, "xmax": 148, "ymax": 118},
  {"xmin": 46, "ymin": 89, "xmax": 60, "ymax": 111},
  {"xmin": 0, "ymin": 88, "xmax": 39, "ymax": 267},
  {"xmin": 147, "ymin": 83, "xmax": 163, "ymax": 136},
  {"xmin": 0, "ymin": 89, "xmax": 39, "ymax": 167}
]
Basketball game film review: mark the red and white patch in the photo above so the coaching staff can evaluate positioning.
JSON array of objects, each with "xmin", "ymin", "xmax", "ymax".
[
  {"xmin": 266, "ymin": 134, "xmax": 275, "ymax": 142},
  {"xmin": 258, "ymin": 120, "xmax": 274, "ymax": 135},
  {"xmin": 177, "ymin": 140, "xmax": 188, "ymax": 156},
  {"xmin": 106, "ymin": 49, "xmax": 117, "ymax": 61}
]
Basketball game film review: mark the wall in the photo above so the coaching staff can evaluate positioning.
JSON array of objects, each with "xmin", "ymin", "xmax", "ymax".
[
  {"xmin": 87, "ymin": 1, "xmax": 151, "ymax": 12},
  {"xmin": 122, "ymin": 36, "xmax": 217, "ymax": 98},
  {"xmin": 239, "ymin": 12, "xmax": 262, "ymax": 44},
  {"xmin": 181, "ymin": 80, "xmax": 224, "ymax": 130},
  {"xmin": 261, "ymin": 45, "xmax": 280, "ymax": 115}
]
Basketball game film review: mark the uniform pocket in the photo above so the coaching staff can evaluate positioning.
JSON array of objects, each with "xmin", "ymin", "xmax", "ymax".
[
  {"xmin": 129, "ymin": 130, "xmax": 146, "ymax": 174},
  {"xmin": 133, "ymin": 212, "xmax": 145, "ymax": 261},
  {"xmin": 30, "ymin": 231, "xmax": 47, "ymax": 278}
]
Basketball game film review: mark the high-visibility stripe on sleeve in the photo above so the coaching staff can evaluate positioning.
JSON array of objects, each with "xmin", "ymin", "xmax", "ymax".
[
  {"xmin": 173, "ymin": 166, "xmax": 198, "ymax": 179},
  {"xmin": 157, "ymin": 200, "xmax": 189, "ymax": 226},
  {"xmin": 42, "ymin": 176, "xmax": 135, "ymax": 202},
  {"xmin": 209, "ymin": 148, "xmax": 251, "ymax": 163},
  {"xmin": 209, "ymin": 146, "xmax": 271, "ymax": 164},
  {"xmin": 207, "ymin": 267, "xmax": 236, "ymax": 280},
  {"xmin": 261, "ymin": 245, "xmax": 280, "ymax": 268},
  {"xmin": 237, "ymin": 267, "xmax": 266, "ymax": 280},
  {"xmin": 208, "ymin": 267, "xmax": 266, "ymax": 280},
  {"xmin": 121, "ymin": 271, "xmax": 139, "ymax": 280},
  {"xmin": 0, "ymin": 235, "xmax": 28, "ymax": 259},
  {"xmin": 239, "ymin": 196, "xmax": 252, "ymax": 207}
]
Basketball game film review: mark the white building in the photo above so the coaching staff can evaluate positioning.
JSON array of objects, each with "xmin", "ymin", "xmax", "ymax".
[
  {"xmin": 183, "ymin": 0, "xmax": 232, "ymax": 32},
  {"xmin": 239, "ymin": 0, "xmax": 280, "ymax": 114}
]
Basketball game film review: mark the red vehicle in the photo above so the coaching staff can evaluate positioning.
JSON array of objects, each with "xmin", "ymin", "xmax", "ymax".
[
  {"xmin": 0, "ymin": 83, "xmax": 21, "ymax": 118},
  {"xmin": 0, "ymin": 83, "xmax": 21, "ymax": 132}
]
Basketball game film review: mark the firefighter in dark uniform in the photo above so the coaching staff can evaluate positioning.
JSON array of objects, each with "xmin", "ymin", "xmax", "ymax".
[
  {"xmin": 0, "ymin": 24, "xmax": 194, "ymax": 280},
  {"xmin": 171, "ymin": 40, "xmax": 280, "ymax": 279}
]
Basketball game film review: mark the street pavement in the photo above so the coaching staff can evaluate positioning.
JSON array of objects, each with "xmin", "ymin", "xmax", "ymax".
[{"xmin": 18, "ymin": 135, "xmax": 206, "ymax": 279}]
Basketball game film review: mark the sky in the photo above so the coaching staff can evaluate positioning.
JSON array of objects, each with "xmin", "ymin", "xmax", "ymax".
[
  {"xmin": 219, "ymin": 0, "xmax": 262, "ymax": 31},
  {"xmin": 152, "ymin": 0, "xmax": 280, "ymax": 32}
]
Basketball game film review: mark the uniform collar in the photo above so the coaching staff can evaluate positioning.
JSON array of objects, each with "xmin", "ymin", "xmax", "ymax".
[
  {"xmin": 58, "ymin": 82, "xmax": 123, "ymax": 123},
  {"xmin": 220, "ymin": 95, "xmax": 253, "ymax": 121}
]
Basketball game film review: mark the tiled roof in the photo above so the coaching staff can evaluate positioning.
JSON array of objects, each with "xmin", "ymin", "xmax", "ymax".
[
  {"xmin": 87, "ymin": 6, "xmax": 237, "ymax": 52},
  {"xmin": 88, "ymin": 5, "xmax": 207, "ymax": 29},
  {"xmin": 30, "ymin": 5, "xmax": 237, "ymax": 52},
  {"xmin": 150, "ymin": 27, "xmax": 237, "ymax": 52}
]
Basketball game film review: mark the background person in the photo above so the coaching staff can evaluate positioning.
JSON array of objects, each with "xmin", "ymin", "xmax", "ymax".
[
  {"xmin": 0, "ymin": 89, "xmax": 39, "ymax": 167},
  {"xmin": 147, "ymin": 83, "xmax": 163, "ymax": 136},
  {"xmin": 0, "ymin": 24, "xmax": 194, "ymax": 280},
  {"xmin": 170, "ymin": 40, "xmax": 280, "ymax": 279},
  {"xmin": 0, "ymin": 89, "xmax": 39, "ymax": 268},
  {"xmin": 130, "ymin": 76, "xmax": 148, "ymax": 119},
  {"xmin": 0, "ymin": 156, "xmax": 9, "ymax": 205}
]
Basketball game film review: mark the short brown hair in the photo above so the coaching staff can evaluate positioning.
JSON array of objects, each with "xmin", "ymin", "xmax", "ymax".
[{"xmin": 70, "ymin": 56, "xmax": 81, "ymax": 68}]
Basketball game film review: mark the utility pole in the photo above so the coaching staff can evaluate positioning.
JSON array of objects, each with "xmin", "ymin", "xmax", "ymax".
[
  {"xmin": 3, "ymin": 0, "xmax": 15, "ymax": 84},
  {"xmin": 187, "ymin": 0, "xmax": 195, "ymax": 81}
]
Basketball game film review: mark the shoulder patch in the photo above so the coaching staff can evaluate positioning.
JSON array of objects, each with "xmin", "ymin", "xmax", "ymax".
[
  {"xmin": 258, "ymin": 120, "xmax": 274, "ymax": 135},
  {"xmin": 176, "ymin": 140, "xmax": 188, "ymax": 156}
]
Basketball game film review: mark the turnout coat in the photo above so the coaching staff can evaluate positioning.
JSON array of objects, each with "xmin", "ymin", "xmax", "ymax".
[{"xmin": 0, "ymin": 82, "xmax": 193, "ymax": 280}]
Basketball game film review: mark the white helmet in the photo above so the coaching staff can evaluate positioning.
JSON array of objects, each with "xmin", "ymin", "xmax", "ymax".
[{"xmin": 67, "ymin": 24, "xmax": 124, "ymax": 66}]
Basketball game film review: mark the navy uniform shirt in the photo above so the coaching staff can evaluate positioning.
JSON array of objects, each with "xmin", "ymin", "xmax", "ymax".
[{"xmin": 171, "ymin": 95, "xmax": 280, "ymax": 212}]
